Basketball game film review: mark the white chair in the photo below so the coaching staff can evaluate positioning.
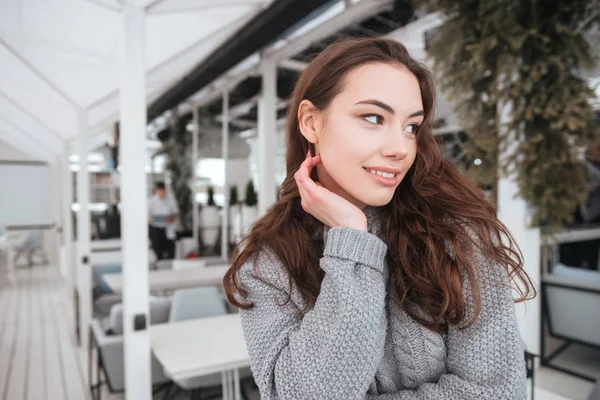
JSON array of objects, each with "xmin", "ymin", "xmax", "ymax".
[
  {"xmin": 88, "ymin": 297, "xmax": 173, "ymax": 400},
  {"xmin": 541, "ymin": 263, "xmax": 600, "ymax": 381},
  {"xmin": 12, "ymin": 230, "xmax": 48, "ymax": 267},
  {"xmin": 167, "ymin": 287, "xmax": 252, "ymax": 399}
]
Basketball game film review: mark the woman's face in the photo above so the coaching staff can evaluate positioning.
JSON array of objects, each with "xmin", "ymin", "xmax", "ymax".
[{"xmin": 299, "ymin": 62, "xmax": 424, "ymax": 209}]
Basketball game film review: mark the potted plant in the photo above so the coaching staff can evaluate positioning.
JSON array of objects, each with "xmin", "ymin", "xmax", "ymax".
[
  {"xmin": 228, "ymin": 185, "xmax": 241, "ymax": 247},
  {"xmin": 229, "ymin": 185, "xmax": 239, "ymax": 206},
  {"xmin": 239, "ymin": 180, "xmax": 258, "ymax": 241}
]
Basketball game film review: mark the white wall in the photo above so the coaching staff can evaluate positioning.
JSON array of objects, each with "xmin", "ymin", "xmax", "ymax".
[
  {"xmin": 0, "ymin": 139, "xmax": 37, "ymax": 161},
  {"xmin": 0, "ymin": 164, "xmax": 55, "ymax": 226}
]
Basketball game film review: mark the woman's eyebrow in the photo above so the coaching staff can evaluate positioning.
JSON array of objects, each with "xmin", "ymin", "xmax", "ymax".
[
  {"xmin": 354, "ymin": 99, "xmax": 394, "ymax": 114},
  {"xmin": 354, "ymin": 100, "xmax": 424, "ymax": 119}
]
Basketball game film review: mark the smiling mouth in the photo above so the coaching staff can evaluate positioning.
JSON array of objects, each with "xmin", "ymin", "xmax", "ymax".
[{"xmin": 364, "ymin": 168, "xmax": 397, "ymax": 178}]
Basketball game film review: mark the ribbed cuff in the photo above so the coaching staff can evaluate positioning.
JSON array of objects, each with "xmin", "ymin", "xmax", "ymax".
[{"xmin": 323, "ymin": 227, "xmax": 387, "ymax": 272}]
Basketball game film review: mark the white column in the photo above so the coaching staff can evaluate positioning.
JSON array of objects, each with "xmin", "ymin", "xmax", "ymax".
[
  {"xmin": 192, "ymin": 107, "xmax": 200, "ymax": 250},
  {"xmin": 62, "ymin": 145, "xmax": 74, "ymax": 292},
  {"xmin": 53, "ymin": 159, "xmax": 63, "ymax": 272},
  {"xmin": 257, "ymin": 59, "xmax": 277, "ymax": 216},
  {"xmin": 496, "ymin": 98, "xmax": 540, "ymax": 357},
  {"xmin": 221, "ymin": 91, "xmax": 230, "ymax": 259},
  {"xmin": 119, "ymin": 3, "xmax": 152, "ymax": 398},
  {"xmin": 76, "ymin": 110, "xmax": 92, "ymax": 354}
]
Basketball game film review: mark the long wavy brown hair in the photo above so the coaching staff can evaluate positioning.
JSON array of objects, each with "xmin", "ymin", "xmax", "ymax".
[{"xmin": 224, "ymin": 38, "xmax": 535, "ymax": 332}]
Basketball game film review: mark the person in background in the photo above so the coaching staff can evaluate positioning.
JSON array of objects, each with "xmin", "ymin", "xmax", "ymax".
[{"xmin": 148, "ymin": 181, "xmax": 178, "ymax": 260}]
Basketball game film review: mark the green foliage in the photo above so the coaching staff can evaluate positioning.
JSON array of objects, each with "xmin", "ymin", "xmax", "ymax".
[
  {"xmin": 245, "ymin": 180, "xmax": 258, "ymax": 207},
  {"xmin": 163, "ymin": 111, "xmax": 194, "ymax": 230},
  {"xmin": 419, "ymin": 0, "xmax": 600, "ymax": 227},
  {"xmin": 229, "ymin": 185, "xmax": 239, "ymax": 205},
  {"xmin": 207, "ymin": 186, "xmax": 216, "ymax": 206}
]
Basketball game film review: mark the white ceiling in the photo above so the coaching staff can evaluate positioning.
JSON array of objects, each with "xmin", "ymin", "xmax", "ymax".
[{"xmin": 0, "ymin": 0, "xmax": 275, "ymax": 162}]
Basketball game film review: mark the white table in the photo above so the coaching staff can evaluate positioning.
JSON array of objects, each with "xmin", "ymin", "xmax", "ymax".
[
  {"xmin": 91, "ymin": 238, "xmax": 122, "ymax": 251},
  {"xmin": 102, "ymin": 265, "xmax": 228, "ymax": 293},
  {"xmin": 172, "ymin": 258, "xmax": 229, "ymax": 271},
  {"xmin": 150, "ymin": 314, "xmax": 250, "ymax": 400}
]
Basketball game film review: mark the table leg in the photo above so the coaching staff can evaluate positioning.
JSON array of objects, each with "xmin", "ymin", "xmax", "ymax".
[
  {"xmin": 222, "ymin": 371, "xmax": 230, "ymax": 400},
  {"xmin": 234, "ymin": 368, "xmax": 241, "ymax": 400},
  {"xmin": 228, "ymin": 370, "xmax": 234, "ymax": 400}
]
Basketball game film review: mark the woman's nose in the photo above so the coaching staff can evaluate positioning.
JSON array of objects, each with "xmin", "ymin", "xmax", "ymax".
[{"xmin": 381, "ymin": 132, "xmax": 410, "ymax": 160}]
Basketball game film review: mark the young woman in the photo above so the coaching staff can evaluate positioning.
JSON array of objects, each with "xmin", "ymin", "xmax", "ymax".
[{"xmin": 223, "ymin": 38, "xmax": 535, "ymax": 400}]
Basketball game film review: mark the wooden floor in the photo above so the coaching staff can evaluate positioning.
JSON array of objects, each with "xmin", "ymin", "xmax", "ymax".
[
  {"xmin": 0, "ymin": 265, "xmax": 595, "ymax": 400},
  {"xmin": 0, "ymin": 266, "xmax": 88, "ymax": 400},
  {"xmin": 0, "ymin": 265, "xmax": 261, "ymax": 400}
]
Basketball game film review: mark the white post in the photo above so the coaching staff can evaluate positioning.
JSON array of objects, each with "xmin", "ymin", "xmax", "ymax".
[
  {"xmin": 76, "ymin": 110, "xmax": 92, "ymax": 354},
  {"xmin": 62, "ymin": 144, "xmax": 74, "ymax": 292},
  {"xmin": 119, "ymin": 3, "xmax": 152, "ymax": 398},
  {"xmin": 192, "ymin": 106, "xmax": 200, "ymax": 251},
  {"xmin": 496, "ymin": 98, "xmax": 541, "ymax": 359},
  {"xmin": 53, "ymin": 159, "xmax": 63, "ymax": 275},
  {"xmin": 257, "ymin": 59, "xmax": 277, "ymax": 216},
  {"xmin": 221, "ymin": 91, "xmax": 230, "ymax": 259}
]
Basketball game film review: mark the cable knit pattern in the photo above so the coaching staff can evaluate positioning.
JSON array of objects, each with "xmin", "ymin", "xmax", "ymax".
[{"xmin": 238, "ymin": 209, "xmax": 527, "ymax": 400}]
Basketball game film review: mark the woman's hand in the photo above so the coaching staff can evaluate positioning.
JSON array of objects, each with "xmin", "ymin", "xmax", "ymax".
[{"xmin": 294, "ymin": 153, "xmax": 367, "ymax": 231}]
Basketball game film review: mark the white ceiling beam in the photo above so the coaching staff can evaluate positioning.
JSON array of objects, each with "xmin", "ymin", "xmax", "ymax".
[
  {"xmin": 0, "ymin": 38, "xmax": 81, "ymax": 110},
  {"xmin": 87, "ymin": 10, "xmax": 257, "ymax": 124},
  {"xmin": 0, "ymin": 90, "xmax": 64, "ymax": 142},
  {"xmin": 174, "ymin": 1, "xmax": 393, "ymax": 121},
  {"xmin": 0, "ymin": 130, "xmax": 54, "ymax": 162},
  {"xmin": 227, "ymin": 118, "xmax": 257, "ymax": 128},
  {"xmin": 147, "ymin": 0, "xmax": 264, "ymax": 14},
  {"xmin": 78, "ymin": 0, "xmax": 121, "ymax": 12},
  {"xmin": 279, "ymin": 59, "xmax": 308, "ymax": 72},
  {"xmin": 264, "ymin": 0, "xmax": 393, "ymax": 63},
  {"xmin": 156, "ymin": 1, "xmax": 392, "ymax": 123},
  {"xmin": 220, "ymin": 94, "xmax": 260, "ymax": 119},
  {"xmin": 0, "ymin": 115, "xmax": 60, "ymax": 158},
  {"xmin": 144, "ymin": 0, "xmax": 166, "ymax": 10},
  {"xmin": 66, "ymin": 112, "xmax": 116, "ymax": 153},
  {"xmin": 184, "ymin": 67, "xmax": 260, "ymax": 112}
]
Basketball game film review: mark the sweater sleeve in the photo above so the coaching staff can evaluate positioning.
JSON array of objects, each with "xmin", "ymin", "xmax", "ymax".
[
  {"xmin": 239, "ymin": 227, "xmax": 389, "ymax": 400},
  {"xmin": 365, "ymin": 249, "xmax": 528, "ymax": 400}
]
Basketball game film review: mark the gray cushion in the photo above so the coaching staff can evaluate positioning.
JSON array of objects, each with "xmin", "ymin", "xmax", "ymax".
[
  {"xmin": 109, "ymin": 296, "xmax": 172, "ymax": 335},
  {"xmin": 553, "ymin": 263, "xmax": 600, "ymax": 285},
  {"xmin": 169, "ymin": 286, "xmax": 227, "ymax": 323},
  {"xmin": 94, "ymin": 294, "xmax": 122, "ymax": 317}
]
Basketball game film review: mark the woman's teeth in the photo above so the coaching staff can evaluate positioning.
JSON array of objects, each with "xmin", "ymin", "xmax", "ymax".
[{"xmin": 366, "ymin": 168, "xmax": 396, "ymax": 178}]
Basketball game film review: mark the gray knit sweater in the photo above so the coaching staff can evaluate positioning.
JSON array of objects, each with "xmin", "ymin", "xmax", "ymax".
[{"xmin": 238, "ymin": 208, "xmax": 527, "ymax": 399}]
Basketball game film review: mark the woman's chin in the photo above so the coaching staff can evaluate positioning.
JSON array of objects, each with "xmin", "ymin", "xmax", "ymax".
[{"xmin": 355, "ymin": 192, "xmax": 395, "ymax": 208}]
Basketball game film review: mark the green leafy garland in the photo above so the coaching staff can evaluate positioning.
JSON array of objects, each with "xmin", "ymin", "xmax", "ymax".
[{"xmin": 420, "ymin": 0, "xmax": 599, "ymax": 226}]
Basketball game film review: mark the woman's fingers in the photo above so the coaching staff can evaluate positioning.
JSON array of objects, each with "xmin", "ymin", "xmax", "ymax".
[
  {"xmin": 295, "ymin": 155, "xmax": 320, "ymax": 187},
  {"xmin": 295, "ymin": 154, "xmax": 325, "ymax": 213}
]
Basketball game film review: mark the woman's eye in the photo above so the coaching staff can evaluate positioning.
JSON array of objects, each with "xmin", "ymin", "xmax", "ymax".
[
  {"xmin": 405, "ymin": 123, "xmax": 420, "ymax": 135},
  {"xmin": 363, "ymin": 114, "xmax": 383, "ymax": 125}
]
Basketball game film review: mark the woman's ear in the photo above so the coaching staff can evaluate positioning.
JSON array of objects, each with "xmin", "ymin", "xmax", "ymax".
[{"xmin": 298, "ymin": 100, "xmax": 321, "ymax": 146}]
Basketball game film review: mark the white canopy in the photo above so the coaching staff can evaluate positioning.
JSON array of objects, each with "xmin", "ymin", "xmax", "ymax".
[{"xmin": 0, "ymin": 0, "xmax": 275, "ymax": 162}]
